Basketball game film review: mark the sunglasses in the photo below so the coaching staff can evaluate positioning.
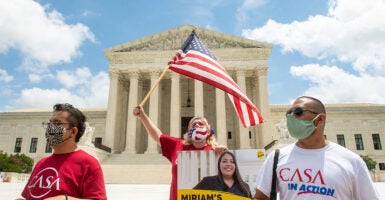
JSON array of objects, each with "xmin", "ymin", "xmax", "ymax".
[{"xmin": 286, "ymin": 107, "xmax": 318, "ymax": 116}]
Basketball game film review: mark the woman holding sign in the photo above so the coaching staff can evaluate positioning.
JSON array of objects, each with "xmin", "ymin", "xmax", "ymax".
[
  {"xmin": 133, "ymin": 105, "xmax": 227, "ymax": 200},
  {"xmin": 194, "ymin": 151, "xmax": 252, "ymax": 198}
]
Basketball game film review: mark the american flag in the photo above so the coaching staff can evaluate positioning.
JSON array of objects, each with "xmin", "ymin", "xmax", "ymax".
[{"xmin": 168, "ymin": 31, "xmax": 264, "ymax": 127}]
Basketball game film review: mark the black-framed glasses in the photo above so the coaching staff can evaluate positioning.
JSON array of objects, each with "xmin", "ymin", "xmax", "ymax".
[
  {"xmin": 42, "ymin": 122, "xmax": 69, "ymax": 129},
  {"xmin": 286, "ymin": 107, "xmax": 318, "ymax": 117}
]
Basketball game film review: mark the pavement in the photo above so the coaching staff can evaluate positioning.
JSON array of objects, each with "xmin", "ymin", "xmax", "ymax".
[
  {"xmin": 0, "ymin": 183, "xmax": 170, "ymax": 200},
  {"xmin": 1, "ymin": 182, "xmax": 384, "ymax": 200}
]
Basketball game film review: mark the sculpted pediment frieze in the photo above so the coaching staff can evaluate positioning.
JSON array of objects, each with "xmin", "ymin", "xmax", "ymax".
[{"xmin": 104, "ymin": 25, "xmax": 271, "ymax": 53}]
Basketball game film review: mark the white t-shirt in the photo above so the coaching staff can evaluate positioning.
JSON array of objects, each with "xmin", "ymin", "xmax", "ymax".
[{"xmin": 255, "ymin": 142, "xmax": 380, "ymax": 200}]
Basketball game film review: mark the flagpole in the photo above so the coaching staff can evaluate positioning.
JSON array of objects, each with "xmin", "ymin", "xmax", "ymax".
[{"xmin": 139, "ymin": 65, "xmax": 170, "ymax": 106}]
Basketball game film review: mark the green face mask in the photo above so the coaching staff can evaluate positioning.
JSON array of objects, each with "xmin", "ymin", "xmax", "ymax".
[{"xmin": 286, "ymin": 114, "xmax": 320, "ymax": 140}]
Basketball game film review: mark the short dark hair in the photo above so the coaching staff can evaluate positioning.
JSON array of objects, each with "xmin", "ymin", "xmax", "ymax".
[
  {"xmin": 53, "ymin": 103, "xmax": 87, "ymax": 142},
  {"xmin": 298, "ymin": 96, "xmax": 326, "ymax": 114}
]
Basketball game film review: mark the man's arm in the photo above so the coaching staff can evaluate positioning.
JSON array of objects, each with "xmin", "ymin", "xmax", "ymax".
[{"xmin": 253, "ymin": 189, "xmax": 270, "ymax": 200}]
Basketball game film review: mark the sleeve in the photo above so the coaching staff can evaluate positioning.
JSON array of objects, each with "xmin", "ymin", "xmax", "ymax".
[
  {"xmin": 353, "ymin": 159, "xmax": 381, "ymax": 200},
  {"xmin": 193, "ymin": 177, "xmax": 210, "ymax": 190},
  {"xmin": 82, "ymin": 163, "xmax": 107, "ymax": 200},
  {"xmin": 21, "ymin": 173, "xmax": 33, "ymax": 198},
  {"xmin": 254, "ymin": 151, "xmax": 275, "ymax": 198},
  {"xmin": 160, "ymin": 134, "xmax": 182, "ymax": 162},
  {"xmin": 21, "ymin": 160, "xmax": 42, "ymax": 198}
]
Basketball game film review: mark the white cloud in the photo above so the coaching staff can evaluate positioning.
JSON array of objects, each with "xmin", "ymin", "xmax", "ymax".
[
  {"xmin": 242, "ymin": 0, "xmax": 385, "ymax": 103},
  {"xmin": 28, "ymin": 72, "xmax": 55, "ymax": 83},
  {"xmin": 290, "ymin": 64, "xmax": 385, "ymax": 103},
  {"xmin": 236, "ymin": 0, "xmax": 267, "ymax": 28},
  {"xmin": 56, "ymin": 67, "xmax": 92, "ymax": 89},
  {"xmin": 28, "ymin": 74, "xmax": 42, "ymax": 83},
  {"xmin": 14, "ymin": 68, "xmax": 109, "ymax": 109},
  {"xmin": 0, "ymin": 69, "xmax": 14, "ymax": 82},
  {"xmin": 15, "ymin": 88, "xmax": 85, "ymax": 109},
  {"xmin": 243, "ymin": 0, "xmax": 385, "ymax": 75},
  {"xmin": 0, "ymin": 0, "xmax": 95, "ymax": 72}
]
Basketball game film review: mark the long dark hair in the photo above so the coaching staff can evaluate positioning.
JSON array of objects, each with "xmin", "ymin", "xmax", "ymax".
[{"xmin": 217, "ymin": 151, "xmax": 251, "ymax": 197}]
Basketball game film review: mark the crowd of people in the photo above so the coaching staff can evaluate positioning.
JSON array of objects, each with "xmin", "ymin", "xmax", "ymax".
[{"xmin": 18, "ymin": 95, "xmax": 380, "ymax": 199}]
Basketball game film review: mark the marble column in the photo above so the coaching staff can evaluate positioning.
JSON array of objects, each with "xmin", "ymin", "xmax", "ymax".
[
  {"xmin": 104, "ymin": 71, "xmax": 120, "ymax": 153},
  {"xmin": 194, "ymin": 80, "xmax": 204, "ymax": 116},
  {"xmin": 170, "ymin": 73, "xmax": 181, "ymax": 138},
  {"xmin": 215, "ymin": 89, "xmax": 227, "ymax": 146},
  {"xmin": 125, "ymin": 72, "xmax": 139, "ymax": 153},
  {"xmin": 146, "ymin": 71, "xmax": 160, "ymax": 154},
  {"xmin": 236, "ymin": 70, "xmax": 250, "ymax": 149},
  {"xmin": 255, "ymin": 68, "xmax": 272, "ymax": 148}
]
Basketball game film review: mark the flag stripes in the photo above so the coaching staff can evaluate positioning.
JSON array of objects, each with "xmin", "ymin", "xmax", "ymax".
[{"xmin": 169, "ymin": 31, "xmax": 264, "ymax": 127}]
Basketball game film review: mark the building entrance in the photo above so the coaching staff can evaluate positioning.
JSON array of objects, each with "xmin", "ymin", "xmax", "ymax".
[{"xmin": 181, "ymin": 117, "xmax": 193, "ymax": 138}]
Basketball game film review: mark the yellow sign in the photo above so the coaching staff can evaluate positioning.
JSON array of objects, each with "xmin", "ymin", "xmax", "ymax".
[
  {"xmin": 257, "ymin": 150, "xmax": 265, "ymax": 160},
  {"xmin": 178, "ymin": 189, "xmax": 250, "ymax": 200}
]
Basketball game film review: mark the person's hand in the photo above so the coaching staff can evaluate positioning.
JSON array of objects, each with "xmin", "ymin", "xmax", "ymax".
[
  {"xmin": 133, "ymin": 106, "xmax": 144, "ymax": 119},
  {"xmin": 213, "ymin": 144, "xmax": 228, "ymax": 155}
]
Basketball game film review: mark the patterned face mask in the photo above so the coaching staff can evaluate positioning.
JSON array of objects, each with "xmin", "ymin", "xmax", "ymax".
[
  {"xmin": 44, "ymin": 123, "xmax": 67, "ymax": 146},
  {"xmin": 189, "ymin": 125, "xmax": 209, "ymax": 143}
]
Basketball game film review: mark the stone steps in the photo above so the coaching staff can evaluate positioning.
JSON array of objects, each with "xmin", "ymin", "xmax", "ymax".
[
  {"xmin": 100, "ymin": 153, "xmax": 173, "ymax": 184},
  {"xmin": 101, "ymin": 152, "xmax": 169, "ymax": 165},
  {"xmin": 102, "ymin": 164, "xmax": 172, "ymax": 184}
]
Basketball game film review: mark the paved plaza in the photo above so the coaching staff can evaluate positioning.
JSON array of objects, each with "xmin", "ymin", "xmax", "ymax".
[
  {"xmin": 0, "ymin": 183, "xmax": 170, "ymax": 200},
  {"xmin": 1, "ymin": 182, "xmax": 385, "ymax": 200}
]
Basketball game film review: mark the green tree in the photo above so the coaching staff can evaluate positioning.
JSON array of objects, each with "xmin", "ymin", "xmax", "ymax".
[
  {"xmin": 360, "ymin": 155, "xmax": 377, "ymax": 172},
  {"xmin": 0, "ymin": 151, "xmax": 34, "ymax": 173}
]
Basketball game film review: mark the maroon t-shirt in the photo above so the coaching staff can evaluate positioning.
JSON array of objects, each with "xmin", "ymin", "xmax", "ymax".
[
  {"xmin": 160, "ymin": 134, "xmax": 213, "ymax": 200},
  {"xmin": 22, "ymin": 150, "xmax": 106, "ymax": 200}
]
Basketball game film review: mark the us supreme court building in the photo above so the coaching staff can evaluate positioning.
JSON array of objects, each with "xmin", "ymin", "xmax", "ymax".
[{"xmin": 1, "ymin": 25, "xmax": 384, "ymax": 183}]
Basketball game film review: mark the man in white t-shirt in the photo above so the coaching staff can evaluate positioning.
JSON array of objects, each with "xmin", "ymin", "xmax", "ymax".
[{"xmin": 254, "ymin": 96, "xmax": 380, "ymax": 200}]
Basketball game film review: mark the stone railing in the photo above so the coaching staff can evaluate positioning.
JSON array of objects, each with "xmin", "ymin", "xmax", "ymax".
[{"xmin": 0, "ymin": 172, "xmax": 30, "ymax": 183}]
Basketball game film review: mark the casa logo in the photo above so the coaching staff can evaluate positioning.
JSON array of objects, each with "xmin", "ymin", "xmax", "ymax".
[
  {"xmin": 279, "ymin": 168, "xmax": 336, "ymax": 197},
  {"xmin": 28, "ymin": 167, "xmax": 60, "ymax": 198}
]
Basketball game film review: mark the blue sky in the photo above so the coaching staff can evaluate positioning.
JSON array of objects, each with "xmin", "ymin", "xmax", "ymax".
[{"xmin": 0, "ymin": 0, "xmax": 384, "ymax": 112}]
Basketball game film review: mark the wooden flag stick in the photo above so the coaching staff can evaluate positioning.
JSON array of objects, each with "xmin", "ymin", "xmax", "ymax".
[{"xmin": 139, "ymin": 65, "xmax": 170, "ymax": 106}]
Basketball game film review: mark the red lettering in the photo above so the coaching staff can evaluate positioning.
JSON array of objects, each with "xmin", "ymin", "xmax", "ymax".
[
  {"xmin": 312, "ymin": 170, "xmax": 325, "ymax": 185},
  {"xmin": 279, "ymin": 168, "xmax": 290, "ymax": 181},
  {"xmin": 279, "ymin": 168, "xmax": 325, "ymax": 184},
  {"xmin": 304, "ymin": 169, "xmax": 312, "ymax": 182},
  {"xmin": 290, "ymin": 168, "xmax": 303, "ymax": 182}
]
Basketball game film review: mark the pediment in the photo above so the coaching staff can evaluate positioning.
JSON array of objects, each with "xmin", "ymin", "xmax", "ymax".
[{"xmin": 104, "ymin": 25, "xmax": 271, "ymax": 53}]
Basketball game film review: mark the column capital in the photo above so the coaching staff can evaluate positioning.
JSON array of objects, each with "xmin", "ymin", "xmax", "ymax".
[
  {"xmin": 236, "ymin": 70, "xmax": 246, "ymax": 77},
  {"xmin": 128, "ymin": 71, "xmax": 140, "ymax": 79},
  {"xmin": 171, "ymin": 72, "xmax": 180, "ymax": 79},
  {"xmin": 256, "ymin": 67, "xmax": 268, "ymax": 76},
  {"xmin": 109, "ymin": 70, "xmax": 120, "ymax": 79},
  {"xmin": 150, "ymin": 71, "xmax": 160, "ymax": 78}
]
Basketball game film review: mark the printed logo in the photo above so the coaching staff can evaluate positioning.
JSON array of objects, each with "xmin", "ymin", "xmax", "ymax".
[
  {"xmin": 279, "ymin": 168, "xmax": 336, "ymax": 198},
  {"xmin": 28, "ymin": 167, "xmax": 60, "ymax": 198}
]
